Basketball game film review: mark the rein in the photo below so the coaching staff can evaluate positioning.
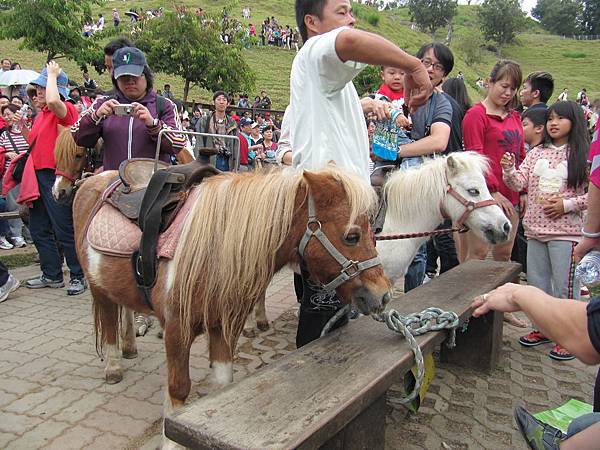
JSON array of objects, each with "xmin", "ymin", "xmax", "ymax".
[
  {"xmin": 56, "ymin": 147, "xmax": 97, "ymax": 186},
  {"xmin": 375, "ymin": 184, "xmax": 497, "ymax": 242},
  {"xmin": 298, "ymin": 193, "xmax": 381, "ymax": 292}
]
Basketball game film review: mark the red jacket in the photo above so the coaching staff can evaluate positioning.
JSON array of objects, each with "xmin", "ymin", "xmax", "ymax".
[{"xmin": 2, "ymin": 152, "xmax": 39, "ymax": 207}]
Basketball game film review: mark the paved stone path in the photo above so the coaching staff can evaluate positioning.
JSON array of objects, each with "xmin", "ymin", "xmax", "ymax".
[{"xmin": 0, "ymin": 264, "xmax": 596, "ymax": 449}]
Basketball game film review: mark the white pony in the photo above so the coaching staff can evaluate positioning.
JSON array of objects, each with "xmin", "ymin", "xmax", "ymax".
[{"xmin": 377, "ymin": 152, "xmax": 511, "ymax": 284}]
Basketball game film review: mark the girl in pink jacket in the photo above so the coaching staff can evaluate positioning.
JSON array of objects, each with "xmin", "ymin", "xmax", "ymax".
[{"xmin": 501, "ymin": 101, "xmax": 589, "ymax": 361}]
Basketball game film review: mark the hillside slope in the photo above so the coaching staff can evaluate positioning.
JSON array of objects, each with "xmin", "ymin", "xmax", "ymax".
[{"xmin": 0, "ymin": 2, "xmax": 598, "ymax": 107}]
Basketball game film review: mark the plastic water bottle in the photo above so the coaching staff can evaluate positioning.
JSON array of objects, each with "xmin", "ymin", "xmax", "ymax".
[
  {"xmin": 11, "ymin": 104, "xmax": 29, "ymax": 133},
  {"xmin": 575, "ymin": 251, "xmax": 600, "ymax": 297}
]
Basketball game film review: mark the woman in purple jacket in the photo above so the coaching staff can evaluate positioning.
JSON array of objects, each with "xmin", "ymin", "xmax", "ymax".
[{"xmin": 72, "ymin": 47, "xmax": 186, "ymax": 170}]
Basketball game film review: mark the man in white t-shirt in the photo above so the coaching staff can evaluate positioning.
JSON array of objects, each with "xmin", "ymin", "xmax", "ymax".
[{"xmin": 291, "ymin": 0, "xmax": 432, "ymax": 347}]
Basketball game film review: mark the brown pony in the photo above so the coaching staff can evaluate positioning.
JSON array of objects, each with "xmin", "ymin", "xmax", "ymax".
[{"xmin": 55, "ymin": 136, "xmax": 391, "ymax": 448}]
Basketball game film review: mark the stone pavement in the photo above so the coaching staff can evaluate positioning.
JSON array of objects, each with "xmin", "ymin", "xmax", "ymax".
[{"xmin": 0, "ymin": 264, "xmax": 596, "ymax": 449}]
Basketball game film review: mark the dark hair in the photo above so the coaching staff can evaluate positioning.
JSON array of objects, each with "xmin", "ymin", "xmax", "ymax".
[
  {"xmin": 103, "ymin": 37, "xmax": 134, "ymax": 56},
  {"xmin": 9, "ymin": 95, "xmax": 22, "ymax": 103},
  {"xmin": 212, "ymin": 90, "xmax": 227, "ymax": 102},
  {"xmin": 525, "ymin": 71, "xmax": 554, "ymax": 104},
  {"xmin": 521, "ymin": 107, "xmax": 547, "ymax": 127},
  {"xmin": 416, "ymin": 43, "xmax": 454, "ymax": 76},
  {"xmin": 295, "ymin": 0, "xmax": 328, "ymax": 43},
  {"xmin": 545, "ymin": 101, "xmax": 589, "ymax": 189},
  {"xmin": 111, "ymin": 64, "xmax": 154, "ymax": 93},
  {"xmin": 441, "ymin": 77, "xmax": 471, "ymax": 113},
  {"xmin": 0, "ymin": 59, "xmax": 10, "ymax": 65},
  {"xmin": 488, "ymin": 60, "xmax": 522, "ymax": 110},
  {"xmin": 1, "ymin": 104, "xmax": 18, "ymax": 115},
  {"xmin": 164, "ymin": 84, "xmax": 170, "ymax": 89},
  {"xmin": 10, "ymin": 62, "xmax": 20, "ymax": 70},
  {"xmin": 0, "ymin": 95, "xmax": 9, "ymax": 101},
  {"xmin": 263, "ymin": 125, "xmax": 275, "ymax": 132}
]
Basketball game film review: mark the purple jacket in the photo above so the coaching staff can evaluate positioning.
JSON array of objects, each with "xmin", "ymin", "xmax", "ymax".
[{"xmin": 71, "ymin": 90, "xmax": 186, "ymax": 170}]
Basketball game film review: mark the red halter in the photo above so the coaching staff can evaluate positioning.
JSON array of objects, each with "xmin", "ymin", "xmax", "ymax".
[{"xmin": 443, "ymin": 185, "xmax": 498, "ymax": 228}]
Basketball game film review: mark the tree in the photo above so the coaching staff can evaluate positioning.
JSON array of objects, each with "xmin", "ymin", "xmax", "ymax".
[
  {"xmin": 407, "ymin": 0, "xmax": 458, "ymax": 38},
  {"xmin": 479, "ymin": 0, "xmax": 526, "ymax": 52},
  {"xmin": 352, "ymin": 65, "xmax": 381, "ymax": 98},
  {"xmin": 0, "ymin": 0, "xmax": 101, "ymax": 65},
  {"xmin": 136, "ymin": 12, "xmax": 255, "ymax": 103},
  {"xmin": 532, "ymin": 0, "xmax": 581, "ymax": 36},
  {"xmin": 580, "ymin": 0, "xmax": 600, "ymax": 35}
]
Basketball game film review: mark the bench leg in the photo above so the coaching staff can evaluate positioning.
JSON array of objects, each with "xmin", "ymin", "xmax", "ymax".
[
  {"xmin": 319, "ymin": 395, "xmax": 386, "ymax": 450},
  {"xmin": 439, "ymin": 310, "xmax": 503, "ymax": 372}
]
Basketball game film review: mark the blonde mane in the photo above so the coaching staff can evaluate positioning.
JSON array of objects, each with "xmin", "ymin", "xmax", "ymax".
[
  {"xmin": 54, "ymin": 128, "xmax": 83, "ymax": 169},
  {"xmin": 384, "ymin": 152, "xmax": 489, "ymax": 222},
  {"xmin": 172, "ymin": 166, "xmax": 376, "ymax": 347}
]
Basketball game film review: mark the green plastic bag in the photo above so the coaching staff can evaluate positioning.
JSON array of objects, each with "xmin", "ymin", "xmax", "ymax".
[{"xmin": 533, "ymin": 399, "xmax": 593, "ymax": 433}]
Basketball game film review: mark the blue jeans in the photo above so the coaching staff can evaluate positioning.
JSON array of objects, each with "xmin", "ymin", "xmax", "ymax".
[
  {"xmin": 0, "ymin": 197, "xmax": 9, "ymax": 236},
  {"xmin": 567, "ymin": 412, "xmax": 600, "ymax": 437},
  {"xmin": 400, "ymin": 156, "xmax": 427, "ymax": 292},
  {"xmin": 29, "ymin": 169, "xmax": 83, "ymax": 281}
]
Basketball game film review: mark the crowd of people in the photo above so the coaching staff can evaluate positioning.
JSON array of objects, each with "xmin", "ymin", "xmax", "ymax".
[{"xmin": 1, "ymin": 0, "xmax": 600, "ymax": 447}]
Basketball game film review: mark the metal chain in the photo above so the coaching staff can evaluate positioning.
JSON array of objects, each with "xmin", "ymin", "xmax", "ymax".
[
  {"xmin": 319, "ymin": 306, "xmax": 460, "ymax": 405},
  {"xmin": 372, "ymin": 307, "xmax": 459, "ymax": 405}
]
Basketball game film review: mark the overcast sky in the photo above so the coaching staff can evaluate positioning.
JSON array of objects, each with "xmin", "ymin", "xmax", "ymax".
[{"xmin": 457, "ymin": 0, "xmax": 537, "ymax": 15}]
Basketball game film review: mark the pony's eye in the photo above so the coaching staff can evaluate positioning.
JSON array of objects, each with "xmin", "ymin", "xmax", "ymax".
[
  {"xmin": 344, "ymin": 233, "xmax": 360, "ymax": 246},
  {"xmin": 74, "ymin": 154, "xmax": 83, "ymax": 160},
  {"xmin": 467, "ymin": 188, "xmax": 480, "ymax": 196}
]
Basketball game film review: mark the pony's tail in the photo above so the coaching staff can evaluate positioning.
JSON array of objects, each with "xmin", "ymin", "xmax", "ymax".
[{"xmin": 92, "ymin": 295, "xmax": 122, "ymax": 358}]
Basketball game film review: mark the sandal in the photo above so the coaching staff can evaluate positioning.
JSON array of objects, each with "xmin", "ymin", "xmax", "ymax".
[{"xmin": 549, "ymin": 345, "xmax": 575, "ymax": 361}]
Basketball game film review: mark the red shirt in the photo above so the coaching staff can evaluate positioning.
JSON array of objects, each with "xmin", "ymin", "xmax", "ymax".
[
  {"xmin": 28, "ymin": 102, "xmax": 78, "ymax": 170},
  {"xmin": 462, "ymin": 102, "xmax": 525, "ymax": 205},
  {"xmin": 377, "ymin": 83, "xmax": 404, "ymax": 102},
  {"xmin": 238, "ymin": 131, "xmax": 249, "ymax": 165}
]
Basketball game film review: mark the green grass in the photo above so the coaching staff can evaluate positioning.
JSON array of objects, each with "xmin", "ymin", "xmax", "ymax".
[
  {"xmin": 1, "ymin": 2, "xmax": 599, "ymax": 107},
  {"xmin": 0, "ymin": 252, "xmax": 37, "ymax": 269}
]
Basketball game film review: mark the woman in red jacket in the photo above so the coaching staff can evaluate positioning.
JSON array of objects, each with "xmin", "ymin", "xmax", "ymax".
[{"xmin": 460, "ymin": 60, "xmax": 525, "ymax": 264}]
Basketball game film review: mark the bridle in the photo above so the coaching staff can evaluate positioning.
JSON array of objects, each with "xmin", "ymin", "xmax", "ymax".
[
  {"xmin": 298, "ymin": 192, "xmax": 381, "ymax": 292},
  {"xmin": 55, "ymin": 147, "xmax": 96, "ymax": 186},
  {"xmin": 375, "ymin": 184, "xmax": 498, "ymax": 241},
  {"xmin": 443, "ymin": 185, "xmax": 498, "ymax": 229}
]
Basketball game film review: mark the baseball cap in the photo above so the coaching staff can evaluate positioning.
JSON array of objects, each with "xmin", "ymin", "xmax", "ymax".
[
  {"xmin": 251, "ymin": 122, "xmax": 259, "ymax": 129},
  {"xmin": 30, "ymin": 68, "xmax": 70, "ymax": 100},
  {"xmin": 240, "ymin": 117, "xmax": 252, "ymax": 126},
  {"xmin": 112, "ymin": 47, "xmax": 147, "ymax": 79}
]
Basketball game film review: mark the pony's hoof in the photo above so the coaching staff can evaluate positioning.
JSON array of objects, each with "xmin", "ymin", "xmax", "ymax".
[
  {"xmin": 256, "ymin": 321, "xmax": 270, "ymax": 331},
  {"xmin": 122, "ymin": 349, "xmax": 138, "ymax": 359},
  {"xmin": 105, "ymin": 369, "xmax": 123, "ymax": 384},
  {"xmin": 242, "ymin": 328, "xmax": 257, "ymax": 338}
]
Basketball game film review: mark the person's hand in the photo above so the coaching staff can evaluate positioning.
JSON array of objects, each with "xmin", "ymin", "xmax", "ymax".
[
  {"xmin": 492, "ymin": 191, "xmax": 517, "ymax": 222},
  {"xmin": 394, "ymin": 112, "xmax": 410, "ymax": 128},
  {"xmin": 542, "ymin": 196, "xmax": 565, "ymax": 220},
  {"xmin": 132, "ymin": 102, "xmax": 154, "ymax": 127},
  {"xmin": 46, "ymin": 60, "xmax": 61, "ymax": 78},
  {"xmin": 575, "ymin": 236, "xmax": 600, "ymax": 262},
  {"xmin": 5, "ymin": 151, "xmax": 17, "ymax": 160},
  {"xmin": 361, "ymin": 97, "xmax": 390, "ymax": 121},
  {"xmin": 519, "ymin": 194, "xmax": 527, "ymax": 219},
  {"xmin": 96, "ymin": 99, "xmax": 119, "ymax": 118},
  {"xmin": 500, "ymin": 152, "xmax": 515, "ymax": 170},
  {"xmin": 471, "ymin": 283, "xmax": 524, "ymax": 317},
  {"xmin": 404, "ymin": 65, "xmax": 433, "ymax": 111}
]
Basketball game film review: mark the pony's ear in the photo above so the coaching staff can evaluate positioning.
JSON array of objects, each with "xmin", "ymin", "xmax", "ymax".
[
  {"xmin": 447, "ymin": 154, "xmax": 460, "ymax": 176},
  {"xmin": 302, "ymin": 170, "xmax": 324, "ymax": 189}
]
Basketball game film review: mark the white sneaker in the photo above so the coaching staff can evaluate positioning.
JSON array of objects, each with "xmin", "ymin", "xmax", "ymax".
[
  {"xmin": 0, "ymin": 274, "xmax": 19, "ymax": 303},
  {"xmin": 0, "ymin": 236, "xmax": 13, "ymax": 250},
  {"xmin": 11, "ymin": 237, "xmax": 26, "ymax": 248}
]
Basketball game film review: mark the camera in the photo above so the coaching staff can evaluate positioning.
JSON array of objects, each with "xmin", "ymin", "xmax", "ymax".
[{"xmin": 113, "ymin": 104, "xmax": 135, "ymax": 116}]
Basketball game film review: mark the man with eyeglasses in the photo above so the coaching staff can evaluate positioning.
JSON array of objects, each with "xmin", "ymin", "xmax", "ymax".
[{"xmin": 395, "ymin": 43, "xmax": 459, "ymax": 293}]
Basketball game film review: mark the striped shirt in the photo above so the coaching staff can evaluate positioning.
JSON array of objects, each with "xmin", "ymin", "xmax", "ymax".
[{"xmin": 0, "ymin": 129, "xmax": 29, "ymax": 171}]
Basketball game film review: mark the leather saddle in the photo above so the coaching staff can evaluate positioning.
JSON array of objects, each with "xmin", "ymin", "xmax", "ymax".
[{"xmin": 103, "ymin": 158, "xmax": 221, "ymax": 309}]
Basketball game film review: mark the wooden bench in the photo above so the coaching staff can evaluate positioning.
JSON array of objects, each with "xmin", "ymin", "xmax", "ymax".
[{"xmin": 165, "ymin": 260, "xmax": 521, "ymax": 450}]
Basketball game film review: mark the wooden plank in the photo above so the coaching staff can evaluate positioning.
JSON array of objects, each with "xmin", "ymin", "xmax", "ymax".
[{"xmin": 165, "ymin": 260, "xmax": 521, "ymax": 450}]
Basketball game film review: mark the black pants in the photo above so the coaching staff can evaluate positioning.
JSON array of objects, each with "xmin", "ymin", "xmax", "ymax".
[
  {"xmin": 425, "ymin": 220, "xmax": 459, "ymax": 276},
  {"xmin": 294, "ymin": 272, "xmax": 348, "ymax": 348},
  {"xmin": 511, "ymin": 220, "xmax": 528, "ymax": 274},
  {"xmin": 0, "ymin": 260, "xmax": 8, "ymax": 286}
]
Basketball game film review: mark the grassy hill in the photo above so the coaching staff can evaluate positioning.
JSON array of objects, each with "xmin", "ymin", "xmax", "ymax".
[{"xmin": 1, "ymin": 2, "xmax": 598, "ymax": 108}]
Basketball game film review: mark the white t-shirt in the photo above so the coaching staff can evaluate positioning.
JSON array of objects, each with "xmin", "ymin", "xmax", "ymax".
[{"xmin": 289, "ymin": 27, "xmax": 369, "ymax": 181}]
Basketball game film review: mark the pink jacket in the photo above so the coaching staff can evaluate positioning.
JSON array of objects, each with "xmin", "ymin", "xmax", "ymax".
[{"xmin": 503, "ymin": 143, "xmax": 587, "ymax": 242}]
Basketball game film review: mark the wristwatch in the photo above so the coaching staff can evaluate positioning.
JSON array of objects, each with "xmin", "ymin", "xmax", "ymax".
[{"xmin": 149, "ymin": 118, "xmax": 160, "ymax": 128}]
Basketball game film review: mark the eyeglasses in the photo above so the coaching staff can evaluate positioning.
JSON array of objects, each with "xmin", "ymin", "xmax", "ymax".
[{"xmin": 421, "ymin": 59, "xmax": 445, "ymax": 72}]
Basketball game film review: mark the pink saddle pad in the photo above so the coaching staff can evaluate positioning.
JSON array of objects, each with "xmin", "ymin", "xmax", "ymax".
[{"xmin": 87, "ymin": 186, "xmax": 201, "ymax": 259}]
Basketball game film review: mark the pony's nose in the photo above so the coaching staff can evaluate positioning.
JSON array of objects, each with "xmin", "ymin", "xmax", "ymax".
[{"xmin": 503, "ymin": 221, "xmax": 511, "ymax": 235}]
